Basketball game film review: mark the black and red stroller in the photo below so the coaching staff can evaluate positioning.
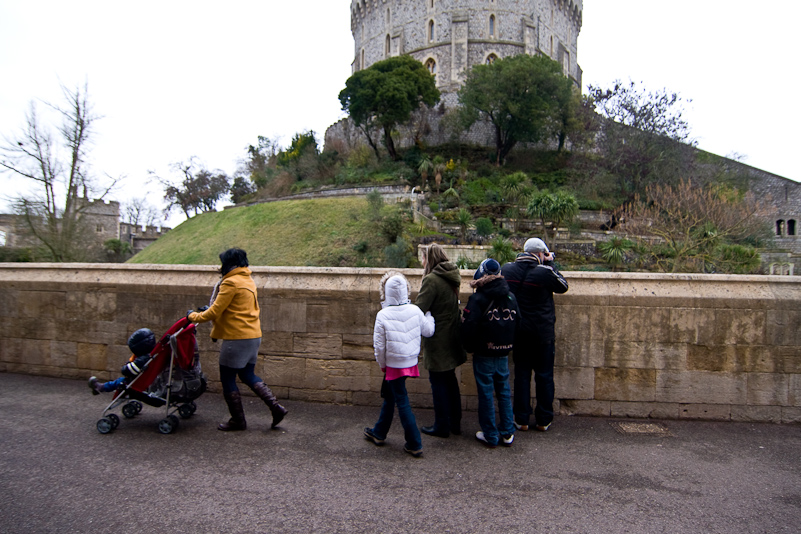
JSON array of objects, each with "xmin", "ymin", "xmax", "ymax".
[{"xmin": 96, "ymin": 317, "xmax": 207, "ymax": 435}]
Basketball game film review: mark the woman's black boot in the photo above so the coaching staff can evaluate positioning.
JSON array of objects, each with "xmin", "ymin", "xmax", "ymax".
[
  {"xmin": 251, "ymin": 382, "xmax": 288, "ymax": 428},
  {"xmin": 219, "ymin": 391, "xmax": 247, "ymax": 431}
]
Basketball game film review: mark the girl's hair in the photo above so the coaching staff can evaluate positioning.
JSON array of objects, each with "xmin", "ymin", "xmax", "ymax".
[
  {"xmin": 219, "ymin": 248, "xmax": 249, "ymax": 275},
  {"xmin": 423, "ymin": 243, "xmax": 449, "ymax": 276}
]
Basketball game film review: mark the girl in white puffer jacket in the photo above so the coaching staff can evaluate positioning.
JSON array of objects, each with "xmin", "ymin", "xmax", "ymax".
[{"xmin": 364, "ymin": 272, "xmax": 435, "ymax": 457}]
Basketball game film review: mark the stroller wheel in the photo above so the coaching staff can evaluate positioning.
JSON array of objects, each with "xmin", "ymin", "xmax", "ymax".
[
  {"xmin": 158, "ymin": 415, "xmax": 180, "ymax": 435},
  {"xmin": 133, "ymin": 401, "xmax": 143, "ymax": 414},
  {"xmin": 107, "ymin": 413, "xmax": 120, "ymax": 429},
  {"xmin": 97, "ymin": 418, "xmax": 114, "ymax": 434},
  {"xmin": 122, "ymin": 402, "xmax": 138, "ymax": 419},
  {"xmin": 188, "ymin": 401, "xmax": 197, "ymax": 414},
  {"xmin": 178, "ymin": 404, "xmax": 194, "ymax": 419}
]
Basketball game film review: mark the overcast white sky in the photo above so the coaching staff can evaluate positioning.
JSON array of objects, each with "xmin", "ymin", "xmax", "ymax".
[{"xmin": 1, "ymin": 0, "xmax": 798, "ymax": 228}]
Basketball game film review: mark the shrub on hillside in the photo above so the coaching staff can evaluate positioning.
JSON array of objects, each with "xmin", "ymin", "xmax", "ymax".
[
  {"xmin": 384, "ymin": 237, "xmax": 415, "ymax": 268},
  {"xmin": 475, "ymin": 217, "xmax": 494, "ymax": 237}
]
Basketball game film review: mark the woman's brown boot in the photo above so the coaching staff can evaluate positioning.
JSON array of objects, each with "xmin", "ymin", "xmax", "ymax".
[
  {"xmin": 251, "ymin": 382, "xmax": 288, "ymax": 428},
  {"xmin": 218, "ymin": 391, "xmax": 247, "ymax": 431}
]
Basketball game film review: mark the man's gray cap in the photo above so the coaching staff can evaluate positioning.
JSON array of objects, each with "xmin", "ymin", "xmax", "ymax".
[{"xmin": 524, "ymin": 237, "xmax": 550, "ymax": 254}]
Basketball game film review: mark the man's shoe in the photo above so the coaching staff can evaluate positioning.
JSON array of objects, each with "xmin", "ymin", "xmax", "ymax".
[
  {"xmin": 88, "ymin": 376, "xmax": 101, "ymax": 395},
  {"xmin": 363, "ymin": 427, "xmax": 385, "ymax": 446},
  {"xmin": 513, "ymin": 421, "xmax": 529, "ymax": 431},
  {"xmin": 421, "ymin": 425, "xmax": 449, "ymax": 438},
  {"xmin": 475, "ymin": 431, "xmax": 497, "ymax": 448},
  {"xmin": 501, "ymin": 434, "xmax": 514, "ymax": 447},
  {"xmin": 403, "ymin": 446, "xmax": 423, "ymax": 458},
  {"xmin": 535, "ymin": 422, "xmax": 552, "ymax": 432}
]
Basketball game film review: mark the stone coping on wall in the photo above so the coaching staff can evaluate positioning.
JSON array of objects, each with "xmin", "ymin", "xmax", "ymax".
[{"xmin": 2, "ymin": 262, "xmax": 797, "ymax": 296}]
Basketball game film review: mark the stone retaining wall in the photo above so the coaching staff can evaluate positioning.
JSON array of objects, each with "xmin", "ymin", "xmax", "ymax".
[{"xmin": 0, "ymin": 264, "xmax": 798, "ymax": 423}]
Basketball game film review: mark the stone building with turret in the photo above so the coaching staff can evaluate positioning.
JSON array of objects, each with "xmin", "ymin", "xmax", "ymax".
[
  {"xmin": 327, "ymin": 0, "xmax": 582, "ymax": 149},
  {"xmin": 327, "ymin": 1, "xmax": 801, "ymax": 274},
  {"xmin": 0, "ymin": 198, "xmax": 170, "ymax": 258},
  {"xmin": 350, "ymin": 0, "xmax": 582, "ymax": 104}
]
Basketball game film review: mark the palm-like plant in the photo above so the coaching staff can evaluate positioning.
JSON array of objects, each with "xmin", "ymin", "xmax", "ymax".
[
  {"xmin": 500, "ymin": 172, "xmax": 534, "ymax": 234},
  {"xmin": 432, "ymin": 156, "xmax": 447, "ymax": 193},
  {"xmin": 441, "ymin": 185, "xmax": 460, "ymax": 209},
  {"xmin": 455, "ymin": 256, "xmax": 471, "ymax": 269},
  {"xmin": 527, "ymin": 191, "xmax": 579, "ymax": 241},
  {"xmin": 456, "ymin": 208, "xmax": 472, "ymax": 242},
  {"xmin": 488, "ymin": 236, "xmax": 516, "ymax": 265},
  {"xmin": 597, "ymin": 237, "xmax": 635, "ymax": 271},
  {"xmin": 417, "ymin": 156, "xmax": 433, "ymax": 191}
]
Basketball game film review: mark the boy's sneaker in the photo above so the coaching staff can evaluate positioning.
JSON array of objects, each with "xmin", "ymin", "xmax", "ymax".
[
  {"xmin": 535, "ymin": 422, "xmax": 552, "ymax": 432},
  {"xmin": 513, "ymin": 422, "xmax": 529, "ymax": 431},
  {"xmin": 403, "ymin": 446, "xmax": 423, "ymax": 458},
  {"xmin": 475, "ymin": 431, "xmax": 497, "ymax": 448},
  {"xmin": 501, "ymin": 434, "xmax": 514, "ymax": 447},
  {"xmin": 88, "ymin": 376, "xmax": 101, "ymax": 395},
  {"xmin": 363, "ymin": 427, "xmax": 385, "ymax": 446}
]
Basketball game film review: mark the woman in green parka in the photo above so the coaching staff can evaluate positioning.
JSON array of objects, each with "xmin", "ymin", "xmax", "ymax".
[{"xmin": 415, "ymin": 244, "xmax": 467, "ymax": 438}]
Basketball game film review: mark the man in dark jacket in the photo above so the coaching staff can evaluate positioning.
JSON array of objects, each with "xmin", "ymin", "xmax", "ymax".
[
  {"xmin": 461, "ymin": 259, "xmax": 519, "ymax": 448},
  {"xmin": 501, "ymin": 238, "xmax": 568, "ymax": 432}
]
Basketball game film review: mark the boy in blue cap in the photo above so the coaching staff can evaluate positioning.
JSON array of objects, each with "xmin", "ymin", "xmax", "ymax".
[{"xmin": 460, "ymin": 258, "xmax": 519, "ymax": 448}]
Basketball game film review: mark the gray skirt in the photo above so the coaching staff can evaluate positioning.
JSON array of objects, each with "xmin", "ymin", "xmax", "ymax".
[{"xmin": 218, "ymin": 338, "xmax": 261, "ymax": 369}]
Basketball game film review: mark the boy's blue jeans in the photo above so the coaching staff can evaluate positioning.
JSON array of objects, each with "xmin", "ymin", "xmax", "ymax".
[
  {"xmin": 99, "ymin": 376, "xmax": 127, "ymax": 392},
  {"xmin": 370, "ymin": 377, "xmax": 422, "ymax": 451},
  {"xmin": 473, "ymin": 355, "xmax": 515, "ymax": 446}
]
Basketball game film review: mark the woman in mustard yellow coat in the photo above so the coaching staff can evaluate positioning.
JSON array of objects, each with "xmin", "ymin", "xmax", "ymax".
[{"xmin": 188, "ymin": 248, "xmax": 287, "ymax": 431}]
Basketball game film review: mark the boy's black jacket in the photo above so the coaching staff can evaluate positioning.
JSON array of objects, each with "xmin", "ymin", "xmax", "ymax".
[{"xmin": 460, "ymin": 275, "xmax": 519, "ymax": 357}]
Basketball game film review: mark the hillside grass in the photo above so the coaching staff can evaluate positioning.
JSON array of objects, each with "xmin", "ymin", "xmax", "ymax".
[{"xmin": 129, "ymin": 197, "xmax": 389, "ymax": 266}]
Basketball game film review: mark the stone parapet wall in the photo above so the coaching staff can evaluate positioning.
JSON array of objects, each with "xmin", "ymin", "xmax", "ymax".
[{"xmin": 0, "ymin": 264, "xmax": 798, "ymax": 423}]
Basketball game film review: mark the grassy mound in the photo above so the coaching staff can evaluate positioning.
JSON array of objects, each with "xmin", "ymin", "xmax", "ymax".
[{"xmin": 129, "ymin": 197, "xmax": 388, "ymax": 266}]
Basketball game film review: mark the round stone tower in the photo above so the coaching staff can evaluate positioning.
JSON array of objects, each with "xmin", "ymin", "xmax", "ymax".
[{"xmin": 350, "ymin": 0, "xmax": 583, "ymax": 105}]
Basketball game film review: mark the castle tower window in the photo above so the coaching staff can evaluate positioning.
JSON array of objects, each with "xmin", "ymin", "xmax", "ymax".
[
  {"xmin": 486, "ymin": 53, "xmax": 498, "ymax": 65},
  {"xmin": 489, "ymin": 15, "xmax": 496, "ymax": 38},
  {"xmin": 429, "ymin": 20, "xmax": 435, "ymax": 42},
  {"xmin": 789, "ymin": 219, "xmax": 797, "ymax": 236},
  {"xmin": 361, "ymin": 49, "xmax": 365, "ymax": 70},
  {"xmin": 386, "ymin": 35, "xmax": 391, "ymax": 57},
  {"xmin": 776, "ymin": 220, "xmax": 785, "ymax": 236}
]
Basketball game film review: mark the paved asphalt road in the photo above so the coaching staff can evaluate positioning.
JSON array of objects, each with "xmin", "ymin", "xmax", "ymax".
[{"xmin": 0, "ymin": 373, "xmax": 799, "ymax": 533}]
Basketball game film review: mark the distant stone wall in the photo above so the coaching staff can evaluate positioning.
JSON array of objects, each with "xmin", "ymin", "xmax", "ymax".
[
  {"xmin": 0, "ymin": 264, "xmax": 798, "ymax": 423},
  {"xmin": 119, "ymin": 223, "xmax": 171, "ymax": 254}
]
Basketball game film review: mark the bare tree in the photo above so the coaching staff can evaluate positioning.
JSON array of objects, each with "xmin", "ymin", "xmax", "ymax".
[
  {"xmin": 619, "ymin": 180, "xmax": 770, "ymax": 273},
  {"xmin": 0, "ymin": 83, "xmax": 116, "ymax": 261},
  {"xmin": 153, "ymin": 158, "xmax": 230, "ymax": 219},
  {"xmin": 122, "ymin": 197, "xmax": 162, "ymax": 229}
]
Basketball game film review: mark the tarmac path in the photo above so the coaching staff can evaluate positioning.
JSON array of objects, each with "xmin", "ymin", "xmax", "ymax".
[{"xmin": 0, "ymin": 373, "xmax": 799, "ymax": 533}]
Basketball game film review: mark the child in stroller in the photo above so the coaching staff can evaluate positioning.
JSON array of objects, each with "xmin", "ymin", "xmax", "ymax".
[
  {"xmin": 91, "ymin": 316, "xmax": 207, "ymax": 434},
  {"xmin": 88, "ymin": 328, "xmax": 157, "ymax": 394}
]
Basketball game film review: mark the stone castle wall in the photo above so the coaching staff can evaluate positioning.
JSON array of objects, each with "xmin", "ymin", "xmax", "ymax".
[
  {"xmin": 351, "ymin": 0, "xmax": 582, "ymax": 90},
  {"xmin": 81, "ymin": 199, "xmax": 121, "ymax": 245},
  {"xmin": 1, "ymin": 264, "xmax": 798, "ymax": 423},
  {"xmin": 1, "ymin": 200, "xmax": 170, "ymax": 255}
]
